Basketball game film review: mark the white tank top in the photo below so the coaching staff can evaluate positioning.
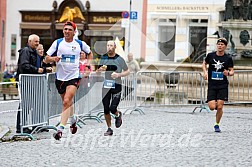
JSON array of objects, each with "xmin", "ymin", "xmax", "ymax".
[{"xmin": 47, "ymin": 38, "xmax": 91, "ymax": 81}]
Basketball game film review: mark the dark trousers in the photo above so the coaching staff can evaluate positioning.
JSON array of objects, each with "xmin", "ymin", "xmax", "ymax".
[
  {"xmin": 16, "ymin": 104, "xmax": 33, "ymax": 132},
  {"xmin": 102, "ymin": 85, "xmax": 122, "ymax": 115},
  {"xmin": 16, "ymin": 104, "xmax": 21, "ymax": 131}
]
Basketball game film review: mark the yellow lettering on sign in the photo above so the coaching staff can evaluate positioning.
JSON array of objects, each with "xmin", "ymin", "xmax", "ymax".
[
  {"xmin": 93, "ymin": 16, "xmax": 121, "ymax": 23},
  {"xmin": 93, "ymin": 16, "xmax": 107, "ymax": 23},
  {"xmin": 24, "ymin": 15, "xmax": 50, "ymax": 21}
]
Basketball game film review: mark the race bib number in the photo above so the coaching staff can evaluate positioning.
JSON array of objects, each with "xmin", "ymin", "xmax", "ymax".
[
  {"xmin": 103, "ymin": 80, "xmax": 115, "ymax": 89},
  {"xmin": 61, "ymin": 54, "xmax": 75, "ymax": 63},
  {"xmin": 212, "ymin": 71, "xmax": 223, "ymax": 80}
]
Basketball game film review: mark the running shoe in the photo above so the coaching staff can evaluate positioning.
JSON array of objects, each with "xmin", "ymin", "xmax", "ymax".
[
  {"xmin": 70, "ymin": 121, "xmax": 78, "ymax": 134},
  {"xmin": 115, "ymin": 111, "xmax": 122, "ymax": 128},
  {"xmin": 53, "ymin": 130, "xmax": 62, "ymax": 140},
  {"xmin": 104, "ymin": 128, "xmax": 113, "ymax": 136},
  {"xmin": 214, "ymin": 125, "xmax": 221, "ymax": 132}
]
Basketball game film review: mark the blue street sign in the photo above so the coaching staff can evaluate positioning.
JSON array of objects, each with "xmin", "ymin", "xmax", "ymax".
[
  {"xmin": 122, "ymin": 11, "xmax": 130, "ymax": 18},
  {"xmin": 130, "ymin": 11, "xmax": 138, "ymax": 20}
]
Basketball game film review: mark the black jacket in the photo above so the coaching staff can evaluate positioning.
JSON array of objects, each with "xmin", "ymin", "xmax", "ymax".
[{"xmin": 15, "ymin": 46, "xmax": 46, "ymax": 81}]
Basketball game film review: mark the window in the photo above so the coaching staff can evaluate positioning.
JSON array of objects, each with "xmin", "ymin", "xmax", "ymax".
[
  {"xmin": 158, "ymin": 26, "xmax": 176, "ymax": 61},
  {"xmin": 189, "ymin": 27, "xmax": 207, "ymax": 63},
  {"xmin": 190, "ymin": 19, "xmax": 208, "ymax": 23}
]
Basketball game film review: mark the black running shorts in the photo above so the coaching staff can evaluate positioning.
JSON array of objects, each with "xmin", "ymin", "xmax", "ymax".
[
  {"xmin": 207, "ymin": 87, "xmax": 228, "ymax": 102},
  {"xmin": 55, "ymin": 78, "xmax": 81, "ymax": 94}
]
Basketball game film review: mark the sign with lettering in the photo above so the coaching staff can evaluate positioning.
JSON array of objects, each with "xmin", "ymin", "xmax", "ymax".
[
  {"xmin": 148, "ymin": 4, "xmax": 214, "ymax": 12},
  {"xmin": 92, "ymin": 16, "xmax": 121, "ymax": 24},
  {"xmin": 21, "ymin": 12, "xmax": 52, "ymax": 22}
]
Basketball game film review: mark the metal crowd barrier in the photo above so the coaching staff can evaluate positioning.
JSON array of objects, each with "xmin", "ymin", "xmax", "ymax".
[
  {"xmin": 135, "ymin": 71, "xmax": 206, "ymax": 111},
  {"xmin": 136, "ymin": 70, "xmax": 252, "ymax": 112},
  {"xmin": 74, "ymin": 72, "xmax": 144, "ymax": 125},
  {"xmin": 47, "ymin": 73, "xmax": 63, "ymax": 119},
  {"xmin": 193, "ymin": 70, "xmax": 252, "ymax": 112},
  {"xmin": 228, "ymin": 70, "xmax": 252, "ymax": 104},
  {"xmin": 16, "ymin": 74, "xmax": 57, "ymax": 140},
  {"xmin": 74, "ymin": 74, "xmax": 104, "ymax": 124},
  {"xmin": 120, "ymin": 72, "xmax": 144, "ymax": 114},
  {"xmin": 11, "ymin": 70, "xmax": 252, "ymax": 140},
  {"xmin": 46, "ymin": 72, "xmax": 105, "ymax": 125}
]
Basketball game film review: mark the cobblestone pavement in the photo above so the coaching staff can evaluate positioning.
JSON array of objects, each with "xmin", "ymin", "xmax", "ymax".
[{"xmin": 0, "ymin": 101, "xmax": 252, "ymax": 166}]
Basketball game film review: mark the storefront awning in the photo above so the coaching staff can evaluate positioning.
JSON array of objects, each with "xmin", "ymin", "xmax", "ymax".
[{"xmin": 20, "ymin": 22, "xmax": 52, "ymax": 29}]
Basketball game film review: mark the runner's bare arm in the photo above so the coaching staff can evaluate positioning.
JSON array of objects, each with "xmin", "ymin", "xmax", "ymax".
[
  {"xmin": 202, "ymin": 60, "xmax": 208, "ymax": 80},
  {"xmin": 45, "ymin": 55, "xmax": 61, "ymax": 63}
]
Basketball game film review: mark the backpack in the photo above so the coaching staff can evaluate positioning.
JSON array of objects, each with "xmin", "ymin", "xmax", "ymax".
[{"xmin": 52, "ymin": 38, "xmax": 83, "ymax": 56}]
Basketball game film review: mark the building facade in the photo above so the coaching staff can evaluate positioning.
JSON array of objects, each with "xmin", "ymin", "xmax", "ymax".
[
  {"xmin": 0, "ymin": 0, "xmax": 7, "ymax": 71},
  {"xmin": 146, "ymin": 0, "xmax": 226, "ymax": 63},
  {"xmin": 4, "ymin": 0, "xmax": 146, "ymax": 70}
]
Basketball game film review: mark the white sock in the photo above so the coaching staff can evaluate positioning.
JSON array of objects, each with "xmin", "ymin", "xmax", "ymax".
[{"xmin": 69, "ymin": 115, "xmax": 77, "ymax": 125}]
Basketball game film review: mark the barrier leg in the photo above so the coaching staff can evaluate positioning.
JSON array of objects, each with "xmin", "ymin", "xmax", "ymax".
[
  {"xmin": 97, "ymin": 111, "xmax": 104, "ymax": 118},
  {"xmin": 33, "ymin": 125, "xmax": 57, "ymax": 133},
  {"xmin": 77, "ymin": 118, "xmax": 86, "ymax": 126},
  {"xmin": 12, "ymin": 127, "xmax": 36, "ymax": 140},
  {"xmin": 12, "ymin": 133, "xmax": 35, "ymax": 141},
  {"xmin": 192, "ymin": 105, "xmax": 211, "ymax": 113},
  {"xmin": 132, "ymin": 108, "xmax": 145, "ymax": 115},
  {"xmin": 78, "ymin": 113, "xmax": 103, "ymax": 124},
  {"xmin": 81, "ymin": 115, "xmax": 103, "ymax": 123},
  {"xmin": 98, "ymin": 113, "xmax": 115, "ymax": 120},
  {"xmin": 123, "ymin": 108, "xmax": 145, "ymax": 115}
]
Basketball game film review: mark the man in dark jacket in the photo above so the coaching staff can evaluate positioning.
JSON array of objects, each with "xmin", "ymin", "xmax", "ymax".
[
  {"xmin": 16, "ymin": 34, "xmax": 45, "ymax": 133},
  {"xmin": 15, "ymin": 34, "xmax": 45, "ymax": 81}
]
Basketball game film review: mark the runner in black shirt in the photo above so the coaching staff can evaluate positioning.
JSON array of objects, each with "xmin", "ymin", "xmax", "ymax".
[
  {"xmin": 97, "ymin": 40, "xmax": 130, "ymax": 136},
  {"xmin": 202, "ymin": 38, "xmax": 234, "ymax": 132}
]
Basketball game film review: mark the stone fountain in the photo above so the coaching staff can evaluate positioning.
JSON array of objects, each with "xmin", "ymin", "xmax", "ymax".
[{"xmin": 222, "ymin": 0, "xmax": 252, "ymax": 65}]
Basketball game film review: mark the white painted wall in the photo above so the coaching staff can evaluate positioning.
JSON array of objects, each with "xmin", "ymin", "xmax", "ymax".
[
  {"xmin": 146, "ymin": 0, "xmax": 226, "ymax": 62},
  {"xmin": 87, "ymin": 0, "xmax": 129, "ymax": 11}
]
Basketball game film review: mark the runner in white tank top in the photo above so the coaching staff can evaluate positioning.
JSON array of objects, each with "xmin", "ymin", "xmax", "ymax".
[
  {"xmin": 47, "ymin": 37, "xmax": 91, "ymax": 81},
  {"xmin": 45, "ymin": 21, "xmax": 93, "ymax": 140}
]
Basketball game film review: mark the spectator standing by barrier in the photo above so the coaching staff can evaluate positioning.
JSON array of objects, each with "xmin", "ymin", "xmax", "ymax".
[
  {"xmin": 45, "ymin": 21, "xmax": 93, "ymax": 140},
  {"xmin": 127, "ymin": 53, "xmax": 140, "ymax": 73},
  {"xmin": 79, "ymin": 51, "xmax": 92, "ymax": 78},
  {"xmin": 202, "ymin": 38, "xmax": 234, "ymax": 132},
  {"xmin": 36, "ymin": 44, "xmax": 53, "ymax": 73},
  {"xmin": 124, "ymin": 53, "xmax": 140, "ymax": 98},
  {"xmin": 79, "ymin": 51, "xmax": 92, "ymax": 97},
  {"xmin": 15, "ymin": 34, "xmax": 45, "ymax": 134},
  {"xmin": 96, "ymin": 40, "xmax": 130, "ymax": 136}
]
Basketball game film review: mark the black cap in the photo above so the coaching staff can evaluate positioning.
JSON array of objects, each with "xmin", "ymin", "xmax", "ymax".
[{"xmin": 217, "ymin": 38, "xmax": 228, "ymax": 46}]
